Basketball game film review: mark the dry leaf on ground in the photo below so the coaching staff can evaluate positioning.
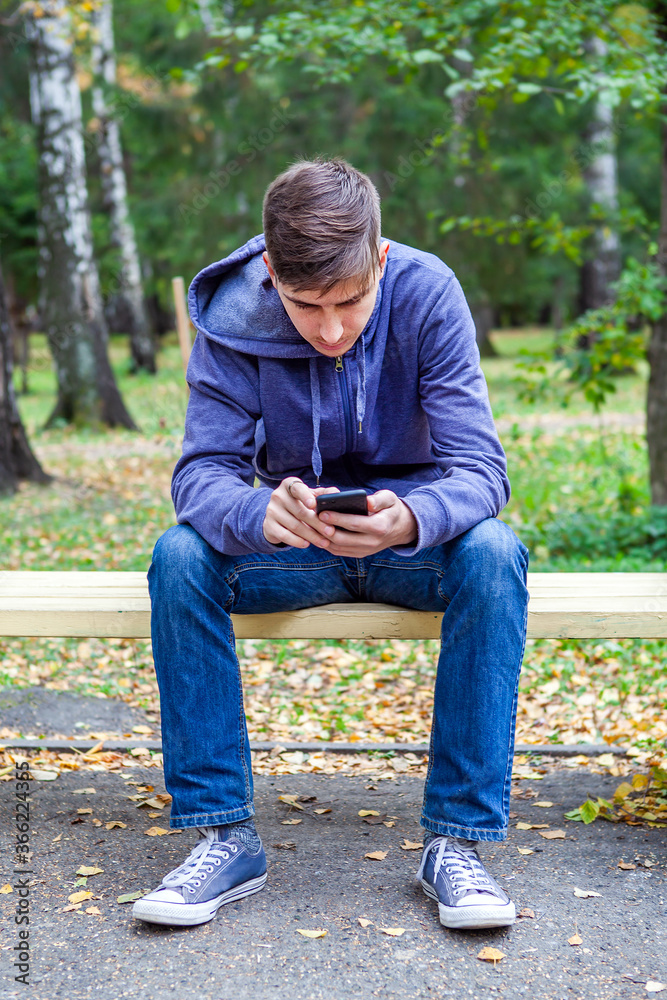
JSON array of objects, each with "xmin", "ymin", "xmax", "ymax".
[
  {"xmin": 68, "ymin": 891, "xmax": 93, "ymax": 904},
  {"xmin": 117, "ymin": 892, "xmax": 143, "ymax": 904},
  {"xmin": 144, "ymin": 826, "xmax": 170, "ymax": 836},
  {"xmin": 380, "ymin": 928, "xmax": 405, "ymax": 937},
  {"xmin": 365, "ymin": 851, "xmax": 388, "ymax": 861},
  {"xmin": 568, "ymin": 933, "xmax": 583, "ymax": 946},
  {"xmin": 76, "ymin": 866, "xmax": 103, "ymax": 876},
  {"xmin": 76, "ymin": 808, "xmax": 93, "ymax": 815},
  {"xmin": 535, "ymin": 801, "xmax": 554, "ymax": 808},
  {"xmin": 296, "ymin": 929, "xmax": 327, "ymax": 939},
  {"xmin": 314, "ymin": 808, "xmax": 331, "ymax": 815},
  {"xmin": 477, "ymin": 947, "xmax": 505, "ymax": 965},
  {"xmin": 539, "ymin": 829, "xmax": 566, "ymax": 839},
  {"xmin": 358, "ymin": 810, "xmax": 380, "ymax": 817},
  {"xmin": 618, "ymin": 860, "xmax": 636, "ymax": 870},
  {"xmin": 517, "ymin": 847, "xmax": 534, "ymax": 856},
  {"xmin": 517, "ymin": 908, "xmax": 535, "ymax": 918},
  {"xmin": 573, "ymin": 887, "xmax": 602, "ymax": 898},
  {"xmin": 272, "ymin": 842, "xmax": 296, "ymax": 850},
  {"xmin": 0, "ymin": 884, "xmax": 12, "ymax": 894},
  {"xmin": 646, "ymin": 983, "xmax": 666, "ymax": 994},
  {"xmin": 85, "ymin": 906, "xmax": 102, "ymax": 915},
  {"xmin": 358, "ymin": 918, "xmax": 372, "ymax": 927},
  {"xmin": 400, "ymin": 840, "xmax": 424, "ymax": 851},
  {"xmin": 72, "ymin": 788, "xmax": 96, "ymax": 795},
  {"xmin": 281, "ymin": 818, "xmax": 302, "ymax": 826},
  {"xmin": 105, "ymin": 821, "xmax": 126, "ymax": 830},
  {"xmin": 516, "ymin": 822, "xmax": 549, "ymax": 830}
]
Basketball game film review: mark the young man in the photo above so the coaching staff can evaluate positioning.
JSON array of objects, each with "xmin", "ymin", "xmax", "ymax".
[{"xmin": 132, "ymin": 158, "xmax": 529, "ymax": 932}]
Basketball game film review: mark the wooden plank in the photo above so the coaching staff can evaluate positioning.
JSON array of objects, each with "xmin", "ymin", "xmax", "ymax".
[{"xmin": 0, "ymin": 572, "xmax": 666, "ymax": 638}]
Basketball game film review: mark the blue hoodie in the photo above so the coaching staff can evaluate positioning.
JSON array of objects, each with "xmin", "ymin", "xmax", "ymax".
[{"xmin": 172, "ymin": 233, "xmax": 510, "ymax": 558}]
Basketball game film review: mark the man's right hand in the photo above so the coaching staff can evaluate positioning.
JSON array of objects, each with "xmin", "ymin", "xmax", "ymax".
[{"xmin": 262, "ymin": 478, "xmax": 340, "ymax": 549}]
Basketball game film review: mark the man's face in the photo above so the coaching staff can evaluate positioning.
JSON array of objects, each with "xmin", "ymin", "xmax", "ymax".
[{"xmin": 263, "ymin": 242, "xmax": 389, "ymax": 356}]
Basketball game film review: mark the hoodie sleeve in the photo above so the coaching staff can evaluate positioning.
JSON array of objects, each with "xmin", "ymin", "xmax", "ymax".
[
  {"xmin": 390, "ymin": 274, "xmax": 510, "ymax": 557},
  {"xmin": 171, "ymin": 333, "xmax": 285, "ymax": 556}
]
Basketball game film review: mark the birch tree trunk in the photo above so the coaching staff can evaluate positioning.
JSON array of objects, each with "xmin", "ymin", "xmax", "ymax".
[
  {"xmin": 91, "ymin": 0, "xmax": 155, "ymax": 373},
  {"xmin": 26, "ymin": 0, "xmax": 137, "ymax": 429},
  {"xmin": 580, "ymin": 36, "xmax": 621, "ymax": 313},
  {"xmin": 0, "ymin": 263, "xmax": 50, "ymax": 494}
]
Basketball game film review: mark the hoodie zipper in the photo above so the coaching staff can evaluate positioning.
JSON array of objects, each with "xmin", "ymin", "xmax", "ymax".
[{"xmin": 335, "ymin": 355, "xmax": 353, "ymax": 452}]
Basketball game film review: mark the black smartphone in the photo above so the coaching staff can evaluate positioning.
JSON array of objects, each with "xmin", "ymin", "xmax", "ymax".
[{"xmin": 315, "ymin": 489, "xmax": 368, "ymax": 516}]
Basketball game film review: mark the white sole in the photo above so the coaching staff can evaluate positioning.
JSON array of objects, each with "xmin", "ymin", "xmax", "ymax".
[
  {"xmin": 132, "ymin": 872, "xmax": 267, "ymax": 927},
  {"xmin": 421, "ymin": 879, "xmax": 516, "ymax": 929}
]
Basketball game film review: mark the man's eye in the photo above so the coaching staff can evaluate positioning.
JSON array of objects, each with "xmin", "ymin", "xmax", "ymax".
[{"xmin": 294, "ymin": 302, "xmax": 315, "ymax": 310}]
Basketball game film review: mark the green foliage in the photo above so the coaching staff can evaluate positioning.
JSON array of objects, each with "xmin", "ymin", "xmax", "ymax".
[
  {"xmin": 517, "ymin": 256, "xmax": 667, "ymax": 411},
  {"xmin": 565, "ymin": 796, "xmax": 614, "ymax": 823}
]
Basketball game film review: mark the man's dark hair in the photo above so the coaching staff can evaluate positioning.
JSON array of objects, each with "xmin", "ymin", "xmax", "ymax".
[{"xmin": 262, "ymin": 158, "xmax": 382, "ymax": 294}]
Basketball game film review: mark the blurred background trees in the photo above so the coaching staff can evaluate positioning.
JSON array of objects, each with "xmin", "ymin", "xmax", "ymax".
[{"xmin": 0, "ymin": 0, "xmax": 665, "ymax": 492}]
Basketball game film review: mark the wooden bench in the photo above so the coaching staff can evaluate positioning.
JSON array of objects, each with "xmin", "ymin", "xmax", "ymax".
[{"xmin": 1, "ymin": 571, "xmax": 666, "ymax": 638}]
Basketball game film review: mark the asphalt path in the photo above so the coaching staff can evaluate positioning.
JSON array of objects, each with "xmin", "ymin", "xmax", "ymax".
[{"xmin": 1, "ymin": 761, "xmax": 665, "ymax": 1000}]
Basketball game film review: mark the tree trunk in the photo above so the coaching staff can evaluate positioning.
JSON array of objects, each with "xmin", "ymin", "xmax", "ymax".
[
  {"xmin": 26, "ymin": 0, "xmax": 137, "ymax": 430},
  {"xmin": 91, "ymin": 0, "xmax": 156, "ymax": 373},
  {"xmin": 647, "ymin": 107, "xmax": 667, "ymax": 508},
  {"xmin": 580, "ymin": 36, "xmax": 621, "ymax": 315},
  {"xmin": 0, "ymin": 263, "xmax": 50, "ymax": 494}
]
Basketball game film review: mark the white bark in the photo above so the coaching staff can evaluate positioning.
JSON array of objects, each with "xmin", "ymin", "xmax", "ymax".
[
  {"xmin": 91, "ymin": 0, "xmax": 155, "ymax": 371},
  {"xmin": 581, "ymin": 35, "xmax": 621, "ymax": 310},
  {"xmin": 26, "ymin": 0, "xmax": 136, "ymax": 428}
]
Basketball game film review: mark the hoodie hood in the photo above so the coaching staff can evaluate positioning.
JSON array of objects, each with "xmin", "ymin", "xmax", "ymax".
[{"xmin": 188, "ymin": 233, "xmax": 382, "ymax": 482}]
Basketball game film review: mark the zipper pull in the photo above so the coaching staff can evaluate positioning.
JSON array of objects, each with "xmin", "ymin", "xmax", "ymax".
[{"xmin": 335, "ymin": 355, "xmax": 343, "ymax": 372}]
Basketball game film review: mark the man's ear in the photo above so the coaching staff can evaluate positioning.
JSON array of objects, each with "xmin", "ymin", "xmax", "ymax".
[
  {"xmin": 262, "ymin": 251, "xmax": 277, "ymax": 287},
  {"xmin": 379, "ymin": 240, "xmax": 390, "ymax": 275}
]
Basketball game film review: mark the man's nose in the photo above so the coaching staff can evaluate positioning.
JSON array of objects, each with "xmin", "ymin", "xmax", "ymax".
[{"xmin": 318, "ymin": 313, "xmax": 345, "ymax": 344}]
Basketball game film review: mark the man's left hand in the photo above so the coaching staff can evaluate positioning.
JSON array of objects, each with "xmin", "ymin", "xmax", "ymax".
[{"xmin": 317, "ymin": 490, "xmax": 418, "ymax": 556}]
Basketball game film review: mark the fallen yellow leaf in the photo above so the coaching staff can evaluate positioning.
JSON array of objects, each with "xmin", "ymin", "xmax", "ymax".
[
  {"xmin": 573, "ymin": 887, "xmax": 602, "ymax": 898},
  {"xmin": 68, "ymin": 890, "xmax": 93, "ymax": 904},
  {"xmin": 535, "ymin": 801, "xmax": 554, "ymax": 808},
  {"xmin": 400, "ymin": 840, "xmax": 424, "ymax": 851},
  {"xmin": 645, "ymin": 982, "xmax": 666, "ymax": 993},
  {"xmin": 52, "ymin": 833, "xmax": 63, "ymax": 842},
  {"xmin": 0, "ymin": 884, "xmax": 12, "ymax": 894},
  {"xmin": 145, "ymin": 826, "xmax": 170, "ymax": 836},
  {"xmin": 380, "ymin": 928, "xmax": 405, "ymax": 937},
  {"xmin": 357, "ymin": 918, "xmax": 373, "ymax": 927},
  {"xmin": 279, "ymin": 795, "xmax": 304, "ymax": 810},
  {"xmin": 516, "ymin": 822, "xmax": 549, "ymax": 830},
  {"xmin": 72, "ymin": 787, "xmax": 96, "ymax": 795},
  {"xmin": 296, "ymin": 929, "xmax": 327, "ymax": 939},
  {"xmin": 477, "ymin": 947, "xmax": 505, "ymax": 965},
  {"xmin": 517, "ymin": 908, "xmax": 535, "ymax": 918},
  {"xmin": 105, "ymin": 821, "xmax": 127, "ymax": 830},
  {"xmin": 132, "ymin": 725, "xmax": 154, "ymax": 734},
  {"xmin": 568, "ymin": 933, "xmax": 582, "ymax": 946},
  {"xmin": 314, "ymin": 808, "xmax": 331, "ymax": 815},
  {"xmin": 76, "ymin": 867, "xmax": 103, "ymax": 876},
  {"xmin": 63, "ymin": 903, "xmax": 82, "ymax": 912},
  {"xmin": 618, "ymin": 860, "xmax": 636, "ymax": 870},
  {"xmin": 539, "ymin": 829, "xmax": 566, "ymax": 840},
  {"xmin": 517, "ymin": 847, "xmax": 534, "ymax": 856},
  {"xmin": 76, "ymin": 808, "xmax": 93, "ymax": 815},
  {"xmin": 365, "ymin": 851, "xmax": 388, "ymax": 861},
  {"xmin": 85, "ymin": 906, "xmax": 102, "ymax": 915},
  {"xmin": 358, "ymin": 810, "xmax": 380, "ymax": 817},
  {"xmin": 281, "ymin": 818, "xmax": 302, "ymax": 826}
]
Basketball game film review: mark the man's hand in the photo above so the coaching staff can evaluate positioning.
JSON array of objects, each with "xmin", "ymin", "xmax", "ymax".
[
  {"xmin": 317, "ymin": 490, "xmax": 418, "ymax": 557},
  {"xmin": 263, "ymin": 478, "xmax": 340, "ymax": 549}
]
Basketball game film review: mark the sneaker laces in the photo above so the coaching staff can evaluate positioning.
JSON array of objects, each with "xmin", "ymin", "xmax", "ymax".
[
  {"xmin": 417, "ymin": 837, "xmax": 495, "ymax": 897},
  {"xmin": 160, "ymin": 826, "xmax": 240, "ymax": 890}
]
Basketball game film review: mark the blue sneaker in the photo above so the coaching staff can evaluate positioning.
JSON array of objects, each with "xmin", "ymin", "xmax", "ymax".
[
  {"xmin": 132, "ymin": 825, "xmax": 267, "ymax": 927},
  {"xmin": 417, "ymin": 836, "xmax": 515, "ymax": 929}
]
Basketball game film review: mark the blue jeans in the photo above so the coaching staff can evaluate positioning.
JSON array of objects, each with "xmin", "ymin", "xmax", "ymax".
[{"xmin": 148, "ymin": 517, "xmax": 529, "ymax": 842}]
